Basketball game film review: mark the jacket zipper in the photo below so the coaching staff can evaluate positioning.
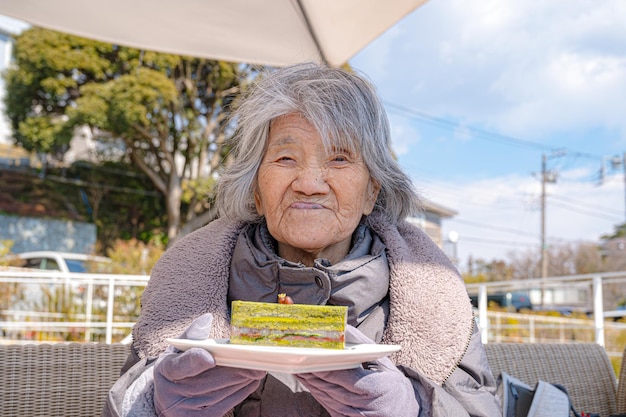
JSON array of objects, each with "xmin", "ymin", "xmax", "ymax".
[{"xmin": 441, "ymin": 311, "xmax": 475, "ymax": 385}]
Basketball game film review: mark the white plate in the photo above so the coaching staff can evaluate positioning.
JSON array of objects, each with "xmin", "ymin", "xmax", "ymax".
[{"xmin": 166, "ymin": 338, "xmax": 401, "ymax": 373}]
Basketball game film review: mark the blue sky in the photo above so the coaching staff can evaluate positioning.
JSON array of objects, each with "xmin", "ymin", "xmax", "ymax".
[
  {"xmin": 2, "ymin": 1, "xmax": 626, "ymax": 271},
  {"xmin": 350, "ymin": 0, "xmax": 626, "ymax": 270}
]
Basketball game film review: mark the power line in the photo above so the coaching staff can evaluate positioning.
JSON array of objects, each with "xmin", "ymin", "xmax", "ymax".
[
  {"xmin": 385, "ymin": 102, "xmax": 550, "ymax": 151},
  {"xmin": 425, "ymin": 190, "xmax": 529, "ymax": 212},
  {"xmin": 460, "ymin": 234, "xmax": 603, "ymax": 249},
  {"xmin": 422, "ymin": 170, "xmax": 623, "ymax": 246},
  {"xmin": 424, "ymin": 163, "xmax": 623, "ymax": 214},
  {"xmin": 460, "ymin": 236, "xmax": 538, "ymax": 247},
  {"xmin": 384, "ymin": 101, "xmax": 603, "ymax": 160},
  {"xmin": 383, "ymin": 103, "xmax": 626, "ymax": 255},
  {"xmin": 548, "ymin": 200, "xmax": 623, "ymax": 222},
  {"xmin": 419, "ymin": 177, "xmax": 536, "ymax": 211},
  {"xmin": 549, "ymin": 194, "xmax": 624, "ymax": 218},
  {"xmin": 451, "ymin": 218, "xmax": 539, "ymax": 239}
]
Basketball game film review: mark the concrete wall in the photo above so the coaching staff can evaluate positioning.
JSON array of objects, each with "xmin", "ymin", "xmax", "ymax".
[{"xmin": 0, "ymin": 214, "xmax": 97, "ymax": 254}]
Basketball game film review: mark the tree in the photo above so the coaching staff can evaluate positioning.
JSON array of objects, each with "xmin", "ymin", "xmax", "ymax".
[
  {"xmin": 506, "ymin": 249, "xmax": 540, "ymax": 279},
  {"xmin": 600, "ymin": 223, "xmax": 626, "ymax": 272},
  {"xmin": 602, "ymin": 223, "xmax": 626, "ymax": 240},
  {"xmin": 506, "ymin": 242, "xmax": 605, "ymax": 279},
  {"xmin": 463, "ymin": 256, "xmax": 514, "ymax": 282},
  {"xmin": 65, "ymin": 161, "xmax": 168, "ymax": 247},
  {"xmin": 4, "ymin": 28, "xmax": 256, "ymax": 242}
]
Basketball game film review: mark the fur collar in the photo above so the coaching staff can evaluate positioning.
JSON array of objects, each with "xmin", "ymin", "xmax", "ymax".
[{"xmin": 133, "ymin": 212, "xmax": 473, "ymax": 385}]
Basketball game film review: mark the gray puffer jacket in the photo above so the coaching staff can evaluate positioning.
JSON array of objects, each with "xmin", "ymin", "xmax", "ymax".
[{"xmin": 102, "ymin": 212, "xmax": 501, "ymax": 416}]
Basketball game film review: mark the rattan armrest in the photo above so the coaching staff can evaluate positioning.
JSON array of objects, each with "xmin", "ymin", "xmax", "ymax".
[
  {"xmin": 0, "ymin": 343, "xmax": 130, "ymax": 417},
  {"xmin": 484, "ymin": 343, "xmax": 617, "ymax": 417},
  {"xmin": 618, "ymin": 344, "xmax": 626, "ymax": 413}
]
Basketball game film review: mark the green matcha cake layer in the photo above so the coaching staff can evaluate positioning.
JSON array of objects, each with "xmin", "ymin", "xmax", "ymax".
[{"xmin": 230, "ymin": 300, "xmax": 347, "ymax": 349}]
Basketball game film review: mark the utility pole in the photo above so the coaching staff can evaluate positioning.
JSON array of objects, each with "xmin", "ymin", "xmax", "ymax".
[
  {"xmin": 605, "ymin": 152, "xmax": 626, "ymax": 224},
  {"xmin": 540, "ymin": 154, "xmax": 548, "ymax": 309},
  {"xmin": 540, "ymin": 154, "xmax": 548, "ymax": 279},
  {"xmin": 538, "ymin": 153, "xmax": 560, "ymax": 277},
  {"xmin": 538, "ymin": 153, "xmax": 558, "ymax": 308},
  {"xmin": 623, "ymin": 151, "xmax": 626, "ymax": 223}
]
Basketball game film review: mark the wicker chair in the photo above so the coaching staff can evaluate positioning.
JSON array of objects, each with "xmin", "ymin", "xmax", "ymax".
[
  {"xmin": 618, "ymin": 345, "xmax": 626, "ymax": 414},
  {"xmin": 0, "ymin": 342, "xmax": 624, "ymax": 417},
  {"xmin": 0, "ymin": 343, "xmax": 129, "ymax": 417},
  {"xmin": 484, "ymin": 343, "xmax": 620, "ymax": 417}
]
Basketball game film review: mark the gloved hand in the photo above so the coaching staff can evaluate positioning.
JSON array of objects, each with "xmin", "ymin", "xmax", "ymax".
[
  {"xmin": 295, "ymin": 325, "xmax": 419, "ymax": 417},
  {"xmin": 153, "ymin": 313, "xmax": 266, "ymax": 416}
]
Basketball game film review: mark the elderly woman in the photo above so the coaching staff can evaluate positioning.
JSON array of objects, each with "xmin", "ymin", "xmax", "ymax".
[{"xmin": 104, "ymin": 62, "xmax": 501, "ymax": 417}]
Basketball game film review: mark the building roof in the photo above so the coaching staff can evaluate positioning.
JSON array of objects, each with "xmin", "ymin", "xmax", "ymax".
[{"xmin": 421, "ymin": 199, "xmax": 458, "ymax": 218}]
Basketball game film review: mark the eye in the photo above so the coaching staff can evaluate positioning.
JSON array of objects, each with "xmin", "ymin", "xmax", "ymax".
[
  {"xmin": 270, "ymin": 153, "xmax": 297, "ymax": 165},
  {"xmin": 328, "ymin": 148, "xmax": 355, "ymax": 165}
]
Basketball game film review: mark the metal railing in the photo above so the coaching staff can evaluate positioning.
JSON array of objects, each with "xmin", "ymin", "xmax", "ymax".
[
  {"xmin": 1, "ymin": 269, "xmax": 625, "ymax": 352},
  {"xmin": 0, "ymin": 269, "xmax": 149, "ymax": 344},
  {"xmin": 466, "ymin": 271, "xmax": 626, "ymax": 358}
]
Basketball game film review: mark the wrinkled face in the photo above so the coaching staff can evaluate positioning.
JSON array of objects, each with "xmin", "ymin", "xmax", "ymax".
[{"xmin": 254, "ymin": 113, "xmax": 380, "ymax": 265}]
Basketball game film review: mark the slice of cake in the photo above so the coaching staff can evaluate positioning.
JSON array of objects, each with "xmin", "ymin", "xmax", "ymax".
[{"xmin": 230, "ymin": 300, "xmax": 347, "ymax": 349}]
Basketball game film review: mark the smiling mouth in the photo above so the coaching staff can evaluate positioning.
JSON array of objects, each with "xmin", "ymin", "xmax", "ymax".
[{"xmin": 291, "ymin": 202, "xmax": 324, "ymax": 209}]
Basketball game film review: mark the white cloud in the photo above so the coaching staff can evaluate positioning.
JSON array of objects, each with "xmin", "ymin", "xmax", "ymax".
[
  {"xmin": 388, "ymin": 114, "xmax": 421, "ymax": 156},
  {"xmin": 423, "ymin": 169, "xmax": 624, "ymax": 268},
  {"xmin": 351, "ymin": 0, "xmax": 626, "ymax": 274},
  {"xmin": 352, "ymin": 0, "xmax": 626, "ymax": 140},
  {"xmin": 351, "ymin": 24, "xmax": 402, "ymax": 82}
]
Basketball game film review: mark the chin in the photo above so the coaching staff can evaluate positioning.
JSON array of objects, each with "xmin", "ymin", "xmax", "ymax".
[{"xmin": 289, "ymin": 239, "xmax": 330, "ymax": 252}]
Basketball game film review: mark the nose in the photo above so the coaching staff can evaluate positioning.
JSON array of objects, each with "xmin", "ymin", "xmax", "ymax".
[{"xmin": 292, "ymin": 164, "xmax": 330, "ymax": 195}]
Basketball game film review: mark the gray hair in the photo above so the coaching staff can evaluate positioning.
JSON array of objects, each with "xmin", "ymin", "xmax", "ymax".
[{"xmin": 216, "ymin": 62, "xmax": 421, "ymax": 225}]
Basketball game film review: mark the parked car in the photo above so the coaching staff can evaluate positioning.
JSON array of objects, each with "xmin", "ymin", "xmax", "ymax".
[
  {"xmin": 14, "ymin": 251, "xmax": 112, "ymax": 273},
  {"xmin": 1, "ymin": 251, "xmax": 115, "ymax": 341},
  {"xmin": 470, "ymin": 291, "xmax": 533, "ymax": 312},
  {"xmin": 534, "ymin": 305, "xmax": 589, "ymax": 317}
]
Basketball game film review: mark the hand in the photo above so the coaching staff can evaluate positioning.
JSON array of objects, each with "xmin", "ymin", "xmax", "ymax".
[
  {"xmin": 153, "ymin": 313, "xmax": 266, "ymax": 416},
  {"xmin": 295, "ymin": 326, "xmax": 419, "ymax": 417}
]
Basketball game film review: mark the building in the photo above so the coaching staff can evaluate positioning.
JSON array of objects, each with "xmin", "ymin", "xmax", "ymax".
[
  {"xmin": 0, "ymin": 16, "xmax": 29, "ymax": 145},
  {"xmin": 407, "ymin": 199, "xmax": 458, "ymax": 248},
  {"xmin": 0, "ymin": 16, "xmax": 34, "ymax": 168}
]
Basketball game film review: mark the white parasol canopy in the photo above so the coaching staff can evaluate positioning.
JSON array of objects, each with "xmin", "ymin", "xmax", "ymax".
[{"xmin": 0, "ymin": 0, "xmax": 428, "ymax": 67}]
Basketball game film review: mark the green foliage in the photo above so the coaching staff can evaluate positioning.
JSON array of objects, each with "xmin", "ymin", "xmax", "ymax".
[
  {"xmin": 462, "ymin": 273, "xmax": 487, "ymax": 284},
  {"xmin": 182, "ymin": 176, "xmax": 217, "ymax": 204},
  {"xmin": 66, "ymin": 84, "xmax": 109, "ymax": 127},
  {"xmin": 4, "ymin": 27, "xmax": 257, "ymax": 242},
  {"xmin": 92, "ymin": 238, "xmax": 165, "ymax": 325},
  {"xmin": 0, "ymin": 240, "xmax": 15, "ymax": 263},
  {"xmin": 0, "ymin": 162, "xmax": 166, "ymax": 249},
  {"xmin": 64, "ymin": 161, "xmax": 167, "ymax": 248},
  {"xmin": 70, "ymin": 68, "xmax": 179, "ymax": 135},
  {"xmin": 0, "ymin": 241, "xmax": 22, "ymax": 319},
  {"xmin": 4, "ymin": 28, "xmax": 114, "ymax": 152},
  {"xmin": 102, "ymin": 238, "xmax": 165, "ymax": 275},
  {"xmin": 602, "ymin": 223, "xmax": 626, "ymax": 240},
  {"xmin": 16, "ymin": 115, "xmax": 67, "ymax": 153},
  {"xmin": 464, "ymin": 258, "xmax": 514, "ymax": 282}
]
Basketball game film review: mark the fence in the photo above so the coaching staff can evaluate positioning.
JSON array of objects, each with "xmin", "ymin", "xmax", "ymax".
[
  {"xmin": 0, "ymin": 269, "xmax": 149, "ymax": 344},
  {"xmin": 466, "ymin": 271, "xmax": 626, "ymax": 359},
  {"xmin": 1, "ymin": 269, "xmax": 625, "ymax": 354}
]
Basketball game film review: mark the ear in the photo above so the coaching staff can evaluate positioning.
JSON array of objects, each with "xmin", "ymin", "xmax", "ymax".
[
  {"xmin": 254, "ymin": 189, "xmax": 264, "ymax": 215},
  {"xmin": 363, "ymin": 178, "xmax": 380, "ymax": 216}
]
